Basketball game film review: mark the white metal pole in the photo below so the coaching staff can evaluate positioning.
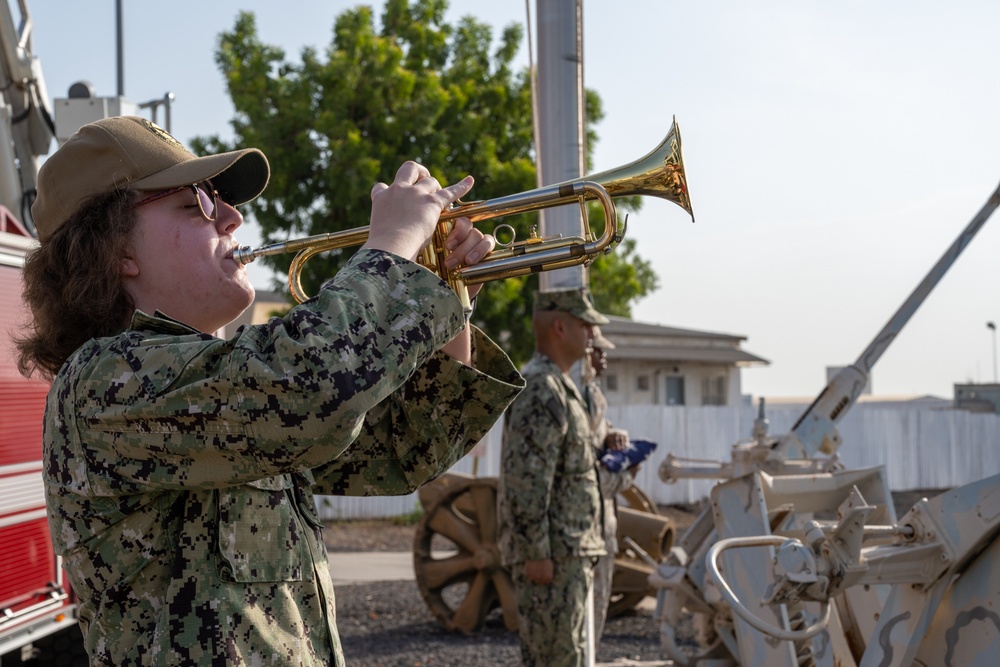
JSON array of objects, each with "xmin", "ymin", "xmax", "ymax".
[{"xmin": 536, "ymin": 0, "xmax": 586, "ymax": 292}]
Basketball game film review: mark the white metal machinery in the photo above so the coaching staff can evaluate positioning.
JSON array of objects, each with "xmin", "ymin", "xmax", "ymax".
[
  {"xmin": 0, "ymin": 0, "xmax": 54, "ymax": 236},
  {"xmin": 652, "ymin": 183, "xmax": 1000, "ymax": 666}
]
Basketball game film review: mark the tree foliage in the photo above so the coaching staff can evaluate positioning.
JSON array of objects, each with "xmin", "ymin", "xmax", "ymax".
[{"xmin": 194, "ymin": 0, "xmax": 658, "ymax": 366}]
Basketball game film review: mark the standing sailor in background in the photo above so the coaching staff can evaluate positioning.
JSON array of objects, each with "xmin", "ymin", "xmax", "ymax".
[
  {"xmin": 498, "ymin": 288, "xmax": 608, "ymax": 667},
  {"xmin": 581, "ymin": 327, "xmax": 635, "ymax": 643}
]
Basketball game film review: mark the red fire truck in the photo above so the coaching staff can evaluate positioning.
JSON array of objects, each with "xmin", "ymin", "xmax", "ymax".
[
  {"xmin": 0, "ymin": 0, "xmax": 88, "ymax": 659},
  {"xmin": 0, "ymin": 1, "xmax": 155, "ymax": 662},
  {"xmin": 0, "ymin": 219, "xmax": 90, "ymax": 665}
]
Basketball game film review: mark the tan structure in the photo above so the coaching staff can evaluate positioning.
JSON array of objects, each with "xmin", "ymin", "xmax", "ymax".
[
  {"xmin": 954, "ymin": 382, "xmax": 1000, "ymax": 413},
  {"xmin": 596, "ymin": 316, "xmax": 767, "ymax": 407}
]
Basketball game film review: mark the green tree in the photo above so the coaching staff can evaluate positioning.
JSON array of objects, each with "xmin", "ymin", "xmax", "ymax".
[{"xmin": 194, "ymin": 0, "xmax": 658, "ymax": 366}]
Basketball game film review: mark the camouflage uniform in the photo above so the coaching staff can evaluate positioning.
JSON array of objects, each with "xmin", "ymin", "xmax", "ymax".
[
  {"xmin": 583, "ymin": 379, "xmax": 633, "ymax": 641},
  {"xmin": 43, "ymin": 249, "xmax": 524, "ymax": 667},
  {"xmin": 508, "ymin": 556, "xmax": 594, "ymax": 667},
  {"xmin": 498, "ymin": 351, "xmax": 605, "ymax": 667}
]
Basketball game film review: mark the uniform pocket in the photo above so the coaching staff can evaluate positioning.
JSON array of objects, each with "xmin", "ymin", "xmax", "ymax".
[
  {"xmin": 216, "ymin": 475, "xmax": 308, "ymax": 582},
  {"xmin": 561, "ymin": 402, "xmax": 597, "ymax": 476}
]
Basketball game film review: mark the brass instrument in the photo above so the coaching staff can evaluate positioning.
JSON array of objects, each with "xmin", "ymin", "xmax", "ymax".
[{"xmin": 234, "ymin": 116, "xmax": 694, "ymax": 304}]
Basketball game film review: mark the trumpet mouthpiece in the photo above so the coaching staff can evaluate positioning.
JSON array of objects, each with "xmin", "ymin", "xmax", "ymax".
[{"xmin": 233, "ymin": 245, "xmax": 255, "ymax": 266}]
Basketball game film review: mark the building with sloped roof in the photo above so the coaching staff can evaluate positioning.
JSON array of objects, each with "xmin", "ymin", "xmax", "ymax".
[{"xmin": 597, "ymin": 315, "xmax": 768, "ymax": 406}]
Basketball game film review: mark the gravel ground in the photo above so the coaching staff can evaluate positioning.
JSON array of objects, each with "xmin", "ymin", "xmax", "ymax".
[{"xmin": 335, "ymin": 580, "xmax": 666, "ymax": 667}]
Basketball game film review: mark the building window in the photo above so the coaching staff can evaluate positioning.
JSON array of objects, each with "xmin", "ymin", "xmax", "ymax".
[
  {"xmin": 665, "ymin": 376, "xmax": 685, "ymax": 405},
  {"xmin": 702, "ymin": 376, "xmax": 726, "ymax": 406},
  {"xmin": 636, "ymin": 375, "xmax": 650, "ymax": 392},
  {"xmin": 604, "ymin": 374, "xmax": 618, "ymax": 392}
]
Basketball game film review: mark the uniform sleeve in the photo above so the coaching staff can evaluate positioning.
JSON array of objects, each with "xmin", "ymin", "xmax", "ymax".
[
  {"xmin": 60, "ymin": 250, "xmax": 486, "ymax": 493},
  {"xmin": 308, "ymin": 326, "xmax": 523, "ymax": 495},
  {"xmin": 499, "ymin": 372, "xmax": 566, "ymax": 562}
]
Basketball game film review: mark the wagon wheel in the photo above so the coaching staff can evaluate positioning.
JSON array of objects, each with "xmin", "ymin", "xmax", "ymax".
[
  {"xmin": 619, "ymin": 484, "xmax": 658, "ymax": 515},
  {"xmin": 413, "ymin": 477, "xmax": 518, "ymax": 634},
  {"xmin": 608, "ymin": 484, "xmax": 673, "ymax": 617}
]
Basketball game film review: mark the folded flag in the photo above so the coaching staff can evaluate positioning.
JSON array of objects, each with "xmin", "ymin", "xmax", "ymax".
[{"xmin": 600, "ymin": 439, "xmax": 657, "ymax": 472}]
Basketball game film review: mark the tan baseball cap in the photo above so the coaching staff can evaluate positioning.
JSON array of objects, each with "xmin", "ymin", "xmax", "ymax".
[
  {"xmin": 32, "ymin": 116, "xmax": 270, "ymax": 242},
  {"xmin": 591, "ymin": 326, "xmax": 616, "ymax": 350},
  {"xmin": 533, "ymin": 288, "xmax": 609, "ymax": 325}
]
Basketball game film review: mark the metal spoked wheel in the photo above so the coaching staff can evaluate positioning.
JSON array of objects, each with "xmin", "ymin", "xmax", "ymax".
[
  {"xmin": 413, "ymin": 473, "xmax": 673, "ymax": 630},
  {"xmin": 620, "ymin": 484, "xmax": 659, "ymax": 515},
  {"xmin": 413, "ymin": 476, "xmax": 518, "ymax": 634}
]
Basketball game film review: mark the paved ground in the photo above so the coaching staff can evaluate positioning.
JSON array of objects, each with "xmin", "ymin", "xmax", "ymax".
[
  {"xmin": 328, "ymin": 549, "xmax": 657, "ymax": 613},
  {"xmin": 329, "ymin": 550, "xmax": 420, "ymax": 585}
]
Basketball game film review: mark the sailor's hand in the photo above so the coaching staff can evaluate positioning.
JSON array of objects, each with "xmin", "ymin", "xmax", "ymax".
[
  {"xmin": 365, "ymin": 162, "xmax": 474, "ymax": 261},
  {"xmin": 524, "ymin": 558, "xmax": 554, "ymax": 585},
  {"xmin": 605, "ymin": 428, "xmax": 629, "ymax": 452},
  {"xmin": 443, "ymin": 216, "xmax": 494, "ymax": 299}
]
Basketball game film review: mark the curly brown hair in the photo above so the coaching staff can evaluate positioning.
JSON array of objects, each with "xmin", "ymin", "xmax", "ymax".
[{"xmin": 16, "ymin": 189, "xmax": 139, "ymax": 380}]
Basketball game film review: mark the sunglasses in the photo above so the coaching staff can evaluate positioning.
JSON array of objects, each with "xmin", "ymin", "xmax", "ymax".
[{"xmin": 134, "ymin": 181, "xmax": 220, "ymax": 221}]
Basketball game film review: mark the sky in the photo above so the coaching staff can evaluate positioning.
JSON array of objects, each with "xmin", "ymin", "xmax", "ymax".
[{"xmin": 22, "ymin": 0, "xmax": 1000, "ymax": 401}]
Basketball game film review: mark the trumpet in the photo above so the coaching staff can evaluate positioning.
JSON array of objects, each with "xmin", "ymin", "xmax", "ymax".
[{"xmin": 234, "ymin": 116, "xmax": 694, "ymax": 305}]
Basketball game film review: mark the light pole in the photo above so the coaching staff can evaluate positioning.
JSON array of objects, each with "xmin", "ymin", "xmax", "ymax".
[{"xmin": 988, "ymin": 321, "xmax": 997, "ymax": 383}]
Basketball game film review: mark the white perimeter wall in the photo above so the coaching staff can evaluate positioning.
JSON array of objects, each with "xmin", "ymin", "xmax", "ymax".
[{"xmin": 315, "ymin": 404, "xmax": 1000, "ymax": 520}]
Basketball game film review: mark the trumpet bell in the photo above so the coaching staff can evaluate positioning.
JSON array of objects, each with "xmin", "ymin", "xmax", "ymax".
[{"xmin": 587, "ymin": 115, "xmax": 694, "ymax": 221}]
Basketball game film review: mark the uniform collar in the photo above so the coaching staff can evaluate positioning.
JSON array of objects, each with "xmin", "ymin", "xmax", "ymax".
[
  {"xmin": 530, "ymin": 352, "xmax": 586, "ymax": 404},
  {"xmin": 129, "ymin": 309, "xmax": 203, "ymax": 336}
]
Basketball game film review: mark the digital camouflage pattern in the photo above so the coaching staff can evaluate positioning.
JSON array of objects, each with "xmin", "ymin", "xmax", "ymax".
[
  {"xmin": 497, "ymin": 353, "xmax": 604, "ymax": 565},
  {"xmin": 583, "ymin": 379, "xmax": 633, "ymax": 640},
  {"xmin": 510, "ymin": 556, "xmax": 595, "ymax": 667},
  {"xmin": 497, "ymin": 352, "xmax": 604, "ymax": 666},
  {"xmin": 43, "ymin": 249, "xmax": 524, "ymax": 667}
]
